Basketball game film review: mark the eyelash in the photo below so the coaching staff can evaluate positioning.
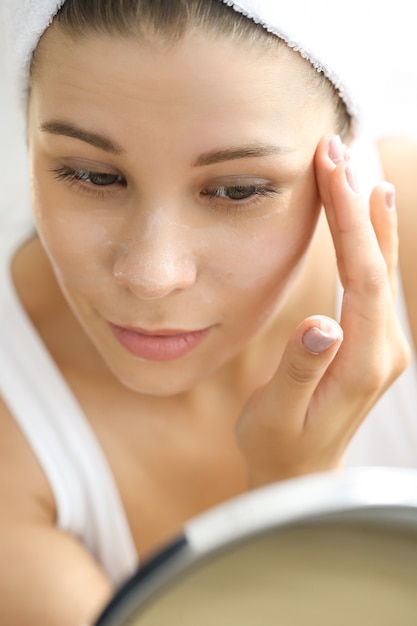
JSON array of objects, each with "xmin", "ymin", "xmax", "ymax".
[
  {"xmin": 49, "ymin": 166, "xmax": 279, "ymax": 210},
  {"xmin": 50, "ymin": 166, "xmax": 126, "ymax": 198},
  {"xmin": 201, "ymin": 185, "xmax": 279, "ymax": 212}
]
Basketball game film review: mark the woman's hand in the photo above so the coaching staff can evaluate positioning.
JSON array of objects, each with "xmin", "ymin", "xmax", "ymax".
[{"xmin": 236, "ymin": 135, "xmax": 410, "ymax": 488}]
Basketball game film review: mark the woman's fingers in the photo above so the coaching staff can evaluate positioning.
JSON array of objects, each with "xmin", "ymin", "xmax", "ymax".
[
  {"xmin": 264, "ymin": 315, "xmax": 343, "ymax": 429},
  {"xmin": 315, "ymin": 136, "xmax": 409, "ymax": 413},
  {"xmin": 316, "ymin": 136, "xmax": 398, "ymax": 297},
  {"xmin": 369, "ymin": 182, "xmax": 398, "ymax": 296},
  {"xmin": 237, "ymin": 315, "xmax": 343, "ymax": 485},
  {"xmin": 316, "ymin": 138, "xmax": 388, "ymax": 374},
  {"xmin": 316, "ymin": 136, "xmax": 388, "ymax": 300},
  {"xmin": 237, "ymin": 135, "xmax": 410, "ymax": 488}
]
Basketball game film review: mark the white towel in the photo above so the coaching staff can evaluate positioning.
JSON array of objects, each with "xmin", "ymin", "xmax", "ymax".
[
  {"xmin": 2, "ymin": 0, "xmax": 384, "ymax": 127},
  {"xmin": 2, "ymin": 0, "xmax": 66, "ymax": 102}
]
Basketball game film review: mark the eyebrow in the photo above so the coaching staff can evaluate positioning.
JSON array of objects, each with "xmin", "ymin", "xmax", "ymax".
[
  {"xmin": 40, "ymin": 120, "xmax": 294, "ymax": 164},
  {"xmin": 40, "ymin": 121, "xmax": 125, "ymax": 155},
  {"xmin": 193, "ymin": 144, "xmax": 295, "ymax": 167}
]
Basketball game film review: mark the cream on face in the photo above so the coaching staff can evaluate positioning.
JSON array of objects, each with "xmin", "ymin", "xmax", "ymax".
[{"xmin": 28, "ymin": 26, "xmax": 337, "ymax": 394}]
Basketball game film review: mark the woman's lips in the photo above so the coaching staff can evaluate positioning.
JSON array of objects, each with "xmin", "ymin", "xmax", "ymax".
[{"xmin": 108, "ymin": 323, "xmax": 212, "ymax": 361}]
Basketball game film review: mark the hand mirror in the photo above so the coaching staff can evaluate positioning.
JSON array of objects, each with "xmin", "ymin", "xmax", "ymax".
[{"xmin": 94, "ymin": 467, "xmax": 417, "ymax": 626}]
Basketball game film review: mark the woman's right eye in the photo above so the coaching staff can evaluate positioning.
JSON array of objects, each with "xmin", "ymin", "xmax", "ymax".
[{"xmin": 50, "ymin": 166, "xmax": 126, "ymax": 188}]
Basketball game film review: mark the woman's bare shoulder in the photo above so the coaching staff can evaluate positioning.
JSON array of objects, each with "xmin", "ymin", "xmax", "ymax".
[
  {"xmin": 0, "ymin": 395, "xmax": 112, "ymax": 625},
  {"xmin": 377, "ymin": 135, "xmax": 417, "ymax": 246},
  {"xmin": 377, "ymin": 134, "xmax": 417, "ymax": 348},
  {"xmin": 0, "ymin": 393, "xmax": 56, "ymax": 519},
  {"xmin": 377, "ymin": 134, "xmax": 417, "ymax": 250},
  {"xmin": 377, "ymin": 134, "xmax": 417, "ymax": 213}
]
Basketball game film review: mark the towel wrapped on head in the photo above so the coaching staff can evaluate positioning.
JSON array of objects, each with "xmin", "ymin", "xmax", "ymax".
[{"xmin": 2, "ymin": 0, "xmax": 381, "ymax": 133}]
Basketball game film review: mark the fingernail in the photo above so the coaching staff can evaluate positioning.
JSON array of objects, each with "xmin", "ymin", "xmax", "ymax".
[
  {"xmin": 345, "ymin": 164, "xmax": 359, "ymax": 192},
  {"xmin": 384, "ymin": 182, "xmax": 396, "ymax": 211},
  {"xmin": 329, "ymin": 135, "xmax": 344, "ymax": 164},
  {"xmin": 302, "ymin": 322, "xmax": 341, "ymax": 355}
]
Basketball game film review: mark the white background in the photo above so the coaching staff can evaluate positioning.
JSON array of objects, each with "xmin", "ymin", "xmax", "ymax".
[{"xmin": 0, "ymin": 1, "xmax": 416, "ymax": 217}]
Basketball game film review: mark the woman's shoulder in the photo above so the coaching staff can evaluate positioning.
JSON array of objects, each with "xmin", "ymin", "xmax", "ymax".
[
  {"xmin": 377, "ymin": 134, "xmax": 417, "ymax": 215},
  {"xmin": 377, "ymin": 134, "xmax": 417, "ymax": 262},
  {"xmin": 377, "ymin": 133, "xmax": 417, "ymax": 350},
  {"xmin": 0, "ymin": 391, "xmax": 113, "ymax": 625},
  {"xmin": 376, "ymin": 134, "xmax": 417, "ymax": 244}
]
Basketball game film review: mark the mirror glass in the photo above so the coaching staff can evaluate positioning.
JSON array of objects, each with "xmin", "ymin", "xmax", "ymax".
[{"xmin": 96, "ymin": 513, "xmax": 417, "ymax": 626}]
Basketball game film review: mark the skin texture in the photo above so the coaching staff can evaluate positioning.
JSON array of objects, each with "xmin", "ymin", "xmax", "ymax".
[{"xmin": 0, "ymin": 24, "xmax": 409, "ymax": 626}]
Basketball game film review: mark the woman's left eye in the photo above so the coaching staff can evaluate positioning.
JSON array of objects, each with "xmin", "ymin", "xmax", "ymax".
[{"xmin": 202, "ymin": 184, "xmax": 278, "ymax": 203}]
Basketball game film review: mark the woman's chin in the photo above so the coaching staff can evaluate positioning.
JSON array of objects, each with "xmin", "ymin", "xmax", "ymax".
[{"xmin": 105, "ymin": 358, "xmax": 215, "ymax": 397}]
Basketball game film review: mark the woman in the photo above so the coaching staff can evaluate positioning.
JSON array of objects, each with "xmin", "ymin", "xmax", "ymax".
[{"xmin": 0, "ymin": 1, "xmax": 409, "ymax": 624}]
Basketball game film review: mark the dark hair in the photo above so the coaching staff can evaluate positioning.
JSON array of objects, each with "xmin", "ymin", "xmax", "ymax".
[{"xmin": 32, "ymin": 0, "xmax": 351, "ymax": 138}]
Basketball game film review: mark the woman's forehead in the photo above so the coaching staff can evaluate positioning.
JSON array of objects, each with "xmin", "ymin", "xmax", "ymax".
[
  {"xmin": 32, "ymin": 27, "xmax": 325, "ymax": 116},
  {"xmin": 29, "ymin": 27, "xmax": 337, "ymax": 162}
]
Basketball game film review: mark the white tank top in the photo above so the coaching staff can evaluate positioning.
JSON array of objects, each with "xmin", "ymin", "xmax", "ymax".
[{"xmin": 0, "ymin": 215, "xmax": 138, "ymax": 588}]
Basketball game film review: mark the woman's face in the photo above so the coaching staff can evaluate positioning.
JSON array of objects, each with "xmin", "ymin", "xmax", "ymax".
[{"xmin": 28, "ymin": 26, "xmax": 337, "ymax": 394}]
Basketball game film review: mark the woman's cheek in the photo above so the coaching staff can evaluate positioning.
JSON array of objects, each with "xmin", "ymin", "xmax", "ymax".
[
  {"xmin": 201, "ymin": 204, "xmax": 320, "ymax": 292},
  {"xmin": 30, "ymin": 178, "xmax": 119, "ymax": 294}
]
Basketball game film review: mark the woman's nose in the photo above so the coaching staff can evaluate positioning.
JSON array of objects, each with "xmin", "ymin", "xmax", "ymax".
[{"xmin": 112, "ymin": 209, "xmax": 198, "ymax": 300}]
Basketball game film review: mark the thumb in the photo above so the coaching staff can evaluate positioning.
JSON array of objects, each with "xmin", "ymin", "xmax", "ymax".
[
  {"xmin": 236, "ymin": 316, "xmax": 343, "ymax": 485},
  {"xmin": 239, "ymin": 316, "xmax": 343, "ymax": 438},
  {"xmin": 271, "ymin": 315, "xmax": 343, "ymax": 428}
]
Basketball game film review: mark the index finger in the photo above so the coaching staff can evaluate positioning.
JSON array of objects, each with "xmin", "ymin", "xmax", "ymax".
[
  {"xmin": 314, "ymin": 136, "xmax": 396, "ymax": 410},
  {"xmin": 315, "ymin": 135, "xmax": 388, "ymax": 297}
]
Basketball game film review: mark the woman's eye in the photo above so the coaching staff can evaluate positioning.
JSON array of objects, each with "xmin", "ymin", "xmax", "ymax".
[
  {"xmin": 80, "ymin": 171, "xmax": 123, "ymax": 186},
  {"xmin": 202, "ymin": 184, "xmax": 278, "ymax": 203},
  {"xmin": 50, "ymin": 166, "xmax": 125, "ymax": 188},
  {"xmin": 212, "ymin": 185, "xmax": 259, "ymax": 200}
]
